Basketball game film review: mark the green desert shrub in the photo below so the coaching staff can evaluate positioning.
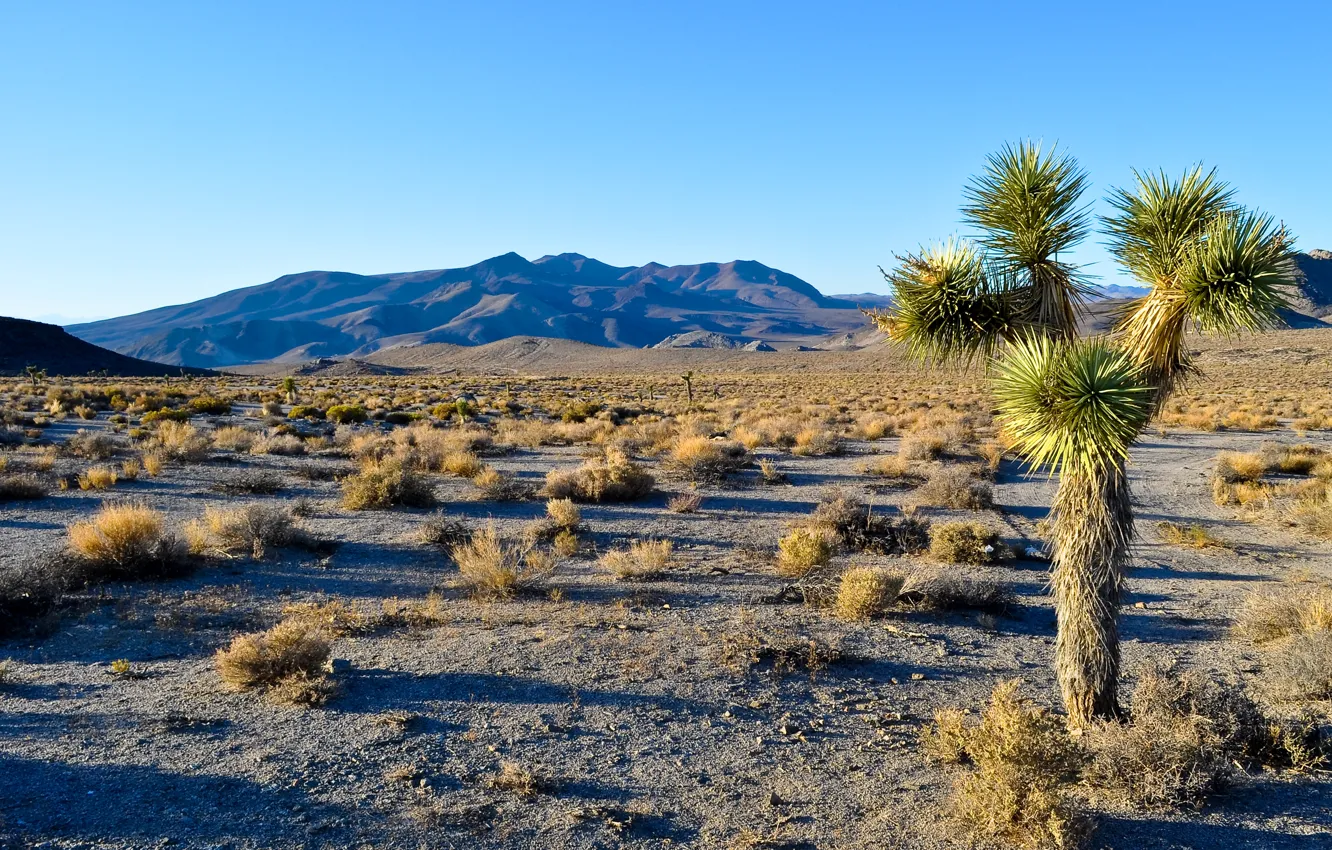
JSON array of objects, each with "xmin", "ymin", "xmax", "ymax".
[
  {"xmin": 326, "ymin": 404, "xmax": 368, "ymax": 424},
  {"xmin": 341, "ymin": 458, "xmax": 436, "ymax": 510}
]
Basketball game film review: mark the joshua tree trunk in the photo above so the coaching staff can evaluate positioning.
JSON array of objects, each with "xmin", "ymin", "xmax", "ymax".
[{"xmin": 1049, "ymin": 459, "xmax": 1134, "ymax": 725}]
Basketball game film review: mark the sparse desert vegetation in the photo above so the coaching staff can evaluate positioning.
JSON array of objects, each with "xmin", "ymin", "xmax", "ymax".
[{"xmin": 2, "ymin": 330, "xmax": 1331, "ymax": 849}]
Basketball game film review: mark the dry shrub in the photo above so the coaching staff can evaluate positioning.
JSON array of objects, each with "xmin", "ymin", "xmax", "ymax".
[
  {"xmin": 1211, "ymin": 477, "xmax": 1270, "ymax": 508},
  {"xmin": 250, "ymin": 433, "xmax": 307, "ymax": 456},
  {"xmin": 832, "ymin": 566, "xmax": 905, "ymax": 621},
  {"xmin": 915, "ymin": 465, "xmax": 993, "ymax": 510},
  {"xmin": 470, "ymin": 467, "xmax": 533, "ymax": 501},
  {"xmin": 215, "ymin": 617, "xmax": 333, "ymax": 706},
  {"xmin": 0, "ymin": 474, "xmax": 46, "ymax": 502},
  {"xmin": 1265, "ymin": 443, "xmax": 1327, "ymax": 475},
  {"xmin": 67, "ymin": 502, "xmax": 186, "ymax": 578},
  {"xmin": 66, "ymin": 429, "xmax": 117, "ymax": 459},
  {"xmin": 189, "ymin": 504, "xmax": 301, "ymax": 558},
  {"xmin": 211, "ymin": 425, "xmax": 257, "ymax": 452},
  {"xmin": 1213, "ymin": 451, "xmax": 1266, "ymax": 484},
  {"xmin": 341, "ymin": 458, "xmax": 436, "ymax": 510},
  {"xmin": 663, "ymin": 435, "xmax": 748, "ymax": 481},
  {"xmin": 792, "ymin": 426, "xmax": 842, "ymax": 457},
  {"xmin": 414, "ymin": 512, "xmax": 469, "ymax": 549},
  {"xmin": 281, "ymin": 599, "xmax": 365, "ymax": 636},
  {"xmin": 77, "ymin": 466, "xmax": 118, "ymax": 490},
  {"xmin": 668, "ymin": 491, "xmax": 703, "ymax": 513},
  {"xmin": 1235, "ymin": 585, "xmax": 1332, "ymax": 702},
  {"xmin": 852, "ymin": 413, "xmax": 894, "ymax": 441},
  {"xmin": 898, "ymin": 430, "xmax": 947, "ymax": 461},
  {"xmin": 489, "ymin": 762, "xmax": 544, "ymax": 796},
  {"xmin": 860, "ymin": 455, "xmax": 920, "ymax": 481},
  {"xmin": 1292, "ymin": 487, "xmax": 1332, "ymax": 539},
  {"xmin": 599, "ymin": 539, "xmax": 673, "ymax": 581},
  {"xmin": 927, "ymin": 680, "xmax": 1090, "ymax": 850},
  {"xmin": 119, "ymin": 458, "xmax": 141, "ymax": 480},
  {"xmin": 1155, "ymin": 521, "xmax": 1226, "ymax": 549},
  {"xmin": 142, "ymin": 452, "xmax": 164, "ymax": 477},
  {"xmin": 552, "ymin": 529, "xmax": 580, "ymax": 557},
  {"xmin": 211, "ymin": 470, "xmax": 284, "ymax": 495},
  {"xmin": 440, "ymin": 450, "xmax": 485, "ymax": 478},
  {"xmin": 1084, "ymin": 666, "xmax": 1283, "ymax": 809},
  {"xmin": 776, "ymin": 526, "xmax": 835, "ymax": 577},
  {"xmin": 901, "ymin": 564, "xmax": 1012, "ymax": 612},
  {"xmin": 978, "ymin": 440, "xmax": 1004, "ymax": 473},
  {"xmin": 497, "ymin": 418, "xmax": 560, "ymax": 448},
  {"xmin": 929, "ymin": 521, "xmax": 1004, "ymax": 564},
  {"xmin": 545, "ymin": 498, "xmax": 581, "ymax": 529},
  {"xmin": 1235, "ymin": 586, "xmax": 1332, "ymax": 644},
  {"xmin": 451, "ymin": 524, "xmax": 553, "ymax": 600},
  {"xmin": 757, "ymin": 458, "xmax": 788, "ymax": 485},
  {"xmin": 152, "ymin": 421, "xmax": 211, "ymax": 461},
  {"xmin": 541, "ymin": 448, "xmax": 654, "ymax": 503},
  {"xmin": 1266, "ymin": 632, "xmax": 1332, "ymax": 701}
]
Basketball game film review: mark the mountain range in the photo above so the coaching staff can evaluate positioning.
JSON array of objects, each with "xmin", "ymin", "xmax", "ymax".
[
  {"xmin": 66, "ymin": 250, "xmax": 1332, "ymax": 369},
  {"xmin": 69, "ymin": 253, "xmax": 889, "ymax": 368}
]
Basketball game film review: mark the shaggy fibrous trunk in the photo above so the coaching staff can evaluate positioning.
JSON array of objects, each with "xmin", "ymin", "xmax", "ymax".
[{"xmin": 1050, "ymin": 460, "xmax": 1134, "ymax": 726}]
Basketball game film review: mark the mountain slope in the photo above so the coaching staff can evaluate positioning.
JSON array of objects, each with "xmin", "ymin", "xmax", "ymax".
[
  {"xmin": 70, "ymin": 253, "xmax": 876, "ymax": 367},
  {"xmin": 0, "ymin": 317, "xmax": 211, "ymax": 377}
]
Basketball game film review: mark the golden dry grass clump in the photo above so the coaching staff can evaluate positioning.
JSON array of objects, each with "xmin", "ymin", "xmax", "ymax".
[
  {"xmin": 1155, "ymin": 521, "xmax": 1226, "ymax": 549},
  {"xmin": 1213, "ymin": 451, "xmax": 1266, "ymax": 484},
  {"xmin": 440, "ymin": 449, "xmax": 485, "ymax": 478},
  {"xmin": 914, "ymin": 466, "xmax": 993, "ymax": 510},
  {"xmin": 662, "ymin": 435, "xmax": 749, "ymax": 482},
  {"xmin": 1235, "ymin": 585, "xmax": 1332, "ymax": 702},
  {"xmin": 215, "ymin": 616, "xmax": 334, "ymax": 706},
  {"xmin": 542, "ymin": 448, "xmax": 654, "ymax": 503},
  {"xmin": 451, "ymin": 524, "xmax": 554, "ymax": 600},
  {"xmin": 923, "ymin": 680, "xmax": 1090, "ymax": 850},
  {"xmin": 67, "ymin": 502, "xmax": 186, "ymax": 578},
  {"xmin": 832, "ymin": 566, "xmax": 905, "ymax": 621},
  {"xmin": 599, "ymin": 539, "xmax": 673, "ymax": 581},
  {"xmin": 187, "ymin": 503, "xmax": 302, "ymax": 559},
  {"xmin": 150, "ymin": 420, "xmax": 211, "ymax": 462},
  {"xmin": 341, "ymin": 458, "xmax": 436, "ymax": 510},
  {"xmin": 470, "ymin": 466, "xmax": 533, "ymax": 501},
  {"xmin": 77, "ymin": 466, "xmax": 118, "ymax": 491},
  {"xmin": 211, "ymin": 425, "xmax": 257, "ymax": 452},
  {"xmin": 775, "ymin": 526, "xmax": 835, "ymax": 577}
]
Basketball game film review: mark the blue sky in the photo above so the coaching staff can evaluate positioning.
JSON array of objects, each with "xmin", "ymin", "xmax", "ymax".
[{"xmin": 2, "ymin": 1, "xmax": 1329, "ymax": 322}]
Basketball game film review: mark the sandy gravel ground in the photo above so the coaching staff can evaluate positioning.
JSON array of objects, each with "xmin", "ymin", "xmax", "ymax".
[{"xmin": 1, "ymin": 425, "xmax": 1330, "ymax": 849}]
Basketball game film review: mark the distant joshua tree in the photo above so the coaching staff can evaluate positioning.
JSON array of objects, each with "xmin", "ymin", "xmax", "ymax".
[
  {"xmin": 680, "ymin": 371, "xmax": 695, "ymax": 405},
  {"xmin": 25, "ymin": 365, "xmax": 46, "ymax": 388},
  {"xmin": 867, "ymin": 142, "xmax": 1294, "ymax": 725},
  {"xmin": 280, "ymin": 376, "xmax": 298, "ymax": 404}
]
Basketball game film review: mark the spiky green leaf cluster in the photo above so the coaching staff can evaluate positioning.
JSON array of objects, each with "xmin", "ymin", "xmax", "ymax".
[
  {"xmin": 993, "ymin": 335, "xmax": 1154, "ymax": 477},
  {"xmin": 1102, "ymin": 166, "xmax": 1235, "ymax": 286},
  {"xmin": 964, "ymin": 141, "xmax": 1092, "ymax": 265},
  {"xmin": 1180, "ymin": 211, "xmax": 1294, "ymax": 334},
  {"xmin": 873, "ymin": 239, "xmax": 1024, "ymax": 363}
]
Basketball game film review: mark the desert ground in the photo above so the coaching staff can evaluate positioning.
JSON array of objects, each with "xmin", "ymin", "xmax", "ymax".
[{"xmin": 2, "ymin": 328, "xmax": 1331, "ymax": 850}]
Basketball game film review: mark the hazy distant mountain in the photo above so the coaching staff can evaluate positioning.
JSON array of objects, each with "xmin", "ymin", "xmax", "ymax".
[
  {"xmin": 0, "ymin": 317, "xmax": 210, "ymax": 377},
  {"xmin": 70, "ymin": 253, "xmax": 875, "ymax": 368}
]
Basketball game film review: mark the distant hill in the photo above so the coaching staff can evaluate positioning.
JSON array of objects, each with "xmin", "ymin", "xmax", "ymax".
[
  {"xmin": 0, "ymin": 317, "xmax": 211, "ymax": 377},
  {"xmin": 69, "ymin": 253, "xmax": 875, "ymax": 368},
  {"xmin": 1290, "ymin": 249, "xmax": 1332, "ymax": 318}
]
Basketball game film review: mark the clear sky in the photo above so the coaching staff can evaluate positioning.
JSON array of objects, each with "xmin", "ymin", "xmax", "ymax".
[{"xmin": 2, "ymin": 1, "xmax": 1329, "ymax": 323}]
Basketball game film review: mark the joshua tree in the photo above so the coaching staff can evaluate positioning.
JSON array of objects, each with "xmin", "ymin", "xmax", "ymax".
[
  {"xmin": 25, "ymin": 365, "xmax": 46, "ymax": 388},
  {"xmin": 280, "ymin": 376, "xmax": 298, "ymax": 405},
  {"xmin": 681, "ymin": 370, "xmax": 695, "ymax": 405},
  {"xmin": 868, "ymin": 143, "xmax": 1293, "ymax": 725}
]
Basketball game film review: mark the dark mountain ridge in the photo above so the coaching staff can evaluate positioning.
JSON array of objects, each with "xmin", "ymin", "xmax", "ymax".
[
  {"xmin": 69, "ymin": 252, "xmax": 881, "ymax": 367},
  {"xmin": 0, "ymin": 317, "xmax": 211, "ymax": 377}
]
